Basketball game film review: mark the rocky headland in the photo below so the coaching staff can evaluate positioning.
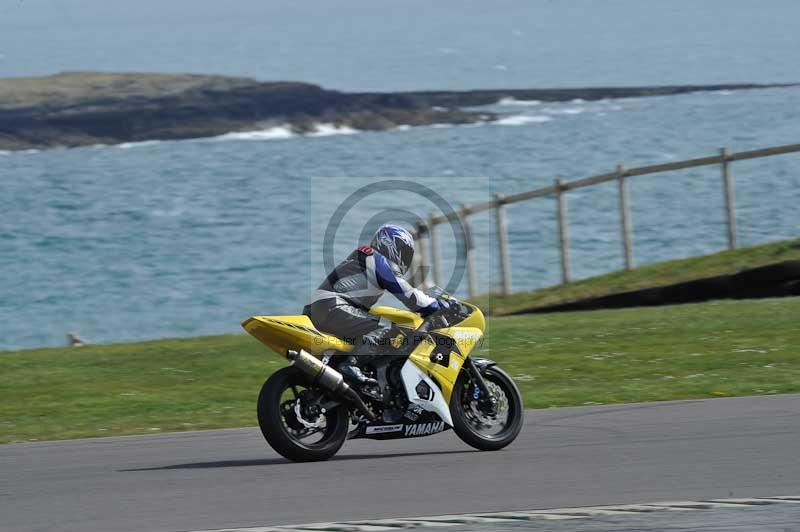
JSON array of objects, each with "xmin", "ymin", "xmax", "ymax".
[{"xmin": 0, "ymin": 72, "xmax": 793, "ymax": 150}]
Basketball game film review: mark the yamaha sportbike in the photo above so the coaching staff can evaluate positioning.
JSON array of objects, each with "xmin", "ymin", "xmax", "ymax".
[{"xmin": 242, "ymin": 289, "xmax": 523, "ymax": 462}]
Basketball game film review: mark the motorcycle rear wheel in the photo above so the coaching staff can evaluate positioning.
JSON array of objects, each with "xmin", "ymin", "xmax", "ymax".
[
  {"xmin": 450, "ymin": 365, "xmax": 523, "ymax": 451},
  {"xmin": 257, "ymin": 366, "xmax": 349, "ymax": 462}
]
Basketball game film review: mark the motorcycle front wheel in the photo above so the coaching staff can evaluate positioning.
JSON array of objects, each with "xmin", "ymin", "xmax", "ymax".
[
  {"xmin": 450, "ymin": 365, "xmax": 523, "ymax": 451},
  {"xmin": 257, "ymin": 366, "xmax": 349, "ymax": 462}
]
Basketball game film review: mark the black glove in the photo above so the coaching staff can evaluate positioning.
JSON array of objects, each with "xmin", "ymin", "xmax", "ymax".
[{"xmin": 436, "ymin": 297, "xmax": 452, "ymax": 312}]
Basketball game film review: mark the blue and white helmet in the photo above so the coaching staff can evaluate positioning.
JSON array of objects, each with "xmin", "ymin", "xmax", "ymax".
[{"xmin": 371, "ymin": 224, "xmax": 415, "ymax": 275}]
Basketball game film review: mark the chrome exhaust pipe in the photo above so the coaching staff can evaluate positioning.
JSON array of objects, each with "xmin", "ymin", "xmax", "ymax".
[{"xmin": 286, "ymin": 350, "xmax": 377, "ymax": 422}]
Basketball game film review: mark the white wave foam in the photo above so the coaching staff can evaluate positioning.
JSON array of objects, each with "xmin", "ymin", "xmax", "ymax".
[
  {"xmin": 116, "ymin": 140, "xmax": 162, "ymax": 149},
  {"xmin": 214, "ymin": 126, "xmax": 295, "ymax": 141},
  {"xmin": 495, "ymin": 114, "xmax": 552, "ymax": 126},
  {"xmin": 214, "ymin": 122, "xmax": 360, "ymax": 141},
  {"xmin": 497, "ymin": 97, "xmax": 541, "ymax": 106},
  {"xmin": 571, "ymin": 98, "xmax": 586, "ymax": 104},
  {"xmin": 308, "ymin": 123, "xmax": 358, "ymax": 137},
  {"xmin": 544, "ymin": 107, "xmax": 585, "ymax": 115},
  {"xmin": 0, "ymin": 148, "xmax": 42, "ymax": 155}
]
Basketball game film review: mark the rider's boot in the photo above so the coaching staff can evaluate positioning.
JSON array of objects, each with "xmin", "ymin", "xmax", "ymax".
[
  {"xmin": 338, "ymin": 354, "xmax": 381, "ymax": 400},
  {"xmin": 338, "ymin": 328, "xmax": 393, "ymax": 400},
  {"xmin": 338, "ymin": 354, "xmax": 375, "ymax": 384}
]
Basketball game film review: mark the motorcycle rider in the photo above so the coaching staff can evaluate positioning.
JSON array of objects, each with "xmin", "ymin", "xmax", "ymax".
[{"xmin": 303, "ymin": 224, "xmax": 448, "ymax": 392}]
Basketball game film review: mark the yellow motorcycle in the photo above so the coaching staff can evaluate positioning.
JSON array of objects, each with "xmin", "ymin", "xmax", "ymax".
[{"xmin": 242, "ymin": 289, "xmax": 523, "ymax": 462}]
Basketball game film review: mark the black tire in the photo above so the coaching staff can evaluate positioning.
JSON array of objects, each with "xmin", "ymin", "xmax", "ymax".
[
  {"xmin": 450, "ymin": 365, "xmax": 523, "ymax": 451},
  {"xmin": 257, "ymin": 366, "xmax": 349, "ymax": 462}
]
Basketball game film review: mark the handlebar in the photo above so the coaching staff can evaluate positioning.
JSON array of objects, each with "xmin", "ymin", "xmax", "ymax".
[{"xmin": 416, "ymin": 287, "xmax": 471, "ymax": 333}]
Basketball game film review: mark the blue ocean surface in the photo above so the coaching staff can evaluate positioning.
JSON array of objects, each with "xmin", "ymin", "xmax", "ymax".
[{"xmin": 1, "ymin": 0, "xmax": 799, "ymax": 349}]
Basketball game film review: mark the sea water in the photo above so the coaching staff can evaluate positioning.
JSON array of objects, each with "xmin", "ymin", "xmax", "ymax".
[{"xmin": 1, "ymin": 0, "xmax": 799, "ymax": 348}]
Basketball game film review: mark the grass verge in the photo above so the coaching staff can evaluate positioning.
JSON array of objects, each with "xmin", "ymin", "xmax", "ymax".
[
  {"xmin": 1, "ymin": 297, "xmax": 799, "ymax": 444},
  {"xmin": 470, "ymin": 238, "xmax": 800, "ymax": 315}
]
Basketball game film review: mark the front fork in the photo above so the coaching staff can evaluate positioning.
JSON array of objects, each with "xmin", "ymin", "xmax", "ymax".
[{"xmin": 464, "ymin": 358, "xmax": 498, "ymax": 414}]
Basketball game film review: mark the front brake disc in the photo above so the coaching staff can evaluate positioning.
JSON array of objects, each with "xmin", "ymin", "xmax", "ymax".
[{"xmin": 468, "ymin": 381, "xmax": 509, "ymax": 429}]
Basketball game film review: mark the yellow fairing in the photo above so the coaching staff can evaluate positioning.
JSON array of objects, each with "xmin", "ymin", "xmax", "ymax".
[
  {"xmin": 377, "ymin": 302, "xmax": 485, "ymax": 402},
  {"xmin": 451, "ymin": 303, "xmax": 486, "ymax": 333},
  {"xmin": 435, "ymin": 326, "xmax": 485, "ymax": 357},
  {"xmin": 407, "ymin": 326, "xmax": 484, "ymax": 403},
  {"xmin": 243, "ymin": 303, "xmax": 486, "ymax": 401},
  {"xmin": 242, "ymin": 316, "xmax": 353, "ymax": 358},
  {"xmin": 369, "ymin": 306, "xmax": 423, "ymax": 329}
]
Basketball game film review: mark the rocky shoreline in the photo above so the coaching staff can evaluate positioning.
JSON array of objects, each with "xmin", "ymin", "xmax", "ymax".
[{"xmin": 0, "ymin": 72, "xmax": 794, "ymax": 151}]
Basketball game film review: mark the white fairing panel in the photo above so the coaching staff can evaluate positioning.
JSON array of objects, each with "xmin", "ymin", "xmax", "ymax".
[{"xmin": 401, "ymin": 360, "xmax": 453, "ymax": 426}]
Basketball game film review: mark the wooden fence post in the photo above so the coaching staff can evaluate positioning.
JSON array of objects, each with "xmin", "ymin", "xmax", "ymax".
[
  {"xmin": 494, "ymin": 194, "xmax": 512, "ymax": 296},
  {"xmin": 617, "ymin": 163, "xmax": 633, "ymax": 270},
  {"xmin": 459, "ymin": 204, "xmax": 477, "ymax": 299},
  {"xmin": 555, "ymin": 178, "xmax": 570, "ymax": 285},
  {"xmin": 428, "ymin": 214, "xmax": 442, "ymax": 287},
  {"xmin": 415, "ymin": 220, "xmax": 430, "ymax": 288},
  {"xmin": 720, "ymin": 147, "xmax": 737, "ymax": 249},
  {"xmin": 409, "ymin": 229, "xmax": 420, "ymax": 287}
]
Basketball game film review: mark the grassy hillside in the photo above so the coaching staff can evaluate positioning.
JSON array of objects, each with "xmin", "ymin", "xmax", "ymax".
[
  {"xmin": 470, "ymin": 238, "xmax": 800, "ymax": 315},
  {"xmin": 2, "ymin": 296, "xmax": 799, "ymax": 444}
]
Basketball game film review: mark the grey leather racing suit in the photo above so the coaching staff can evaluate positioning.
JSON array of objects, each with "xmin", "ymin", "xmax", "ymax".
[{"xmin": 303, "ymin": 245, "xmax": 440, "ymax": 346}]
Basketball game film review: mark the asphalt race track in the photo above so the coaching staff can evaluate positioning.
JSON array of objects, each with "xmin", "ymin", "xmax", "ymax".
[{"xmin": 2, "ymin": 394, "xmax": 799, "ymax": 532}]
